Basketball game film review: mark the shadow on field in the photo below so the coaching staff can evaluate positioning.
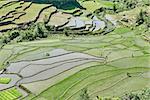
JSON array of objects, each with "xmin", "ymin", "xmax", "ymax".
[{"xmin": 22, "ymin": 0, "xmax": 84, "ymax": 10}]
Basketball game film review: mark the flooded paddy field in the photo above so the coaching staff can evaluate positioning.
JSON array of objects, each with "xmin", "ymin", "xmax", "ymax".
[{"xmin": 0, "ymin": 27, "xmax": 149, "ymax": 100}]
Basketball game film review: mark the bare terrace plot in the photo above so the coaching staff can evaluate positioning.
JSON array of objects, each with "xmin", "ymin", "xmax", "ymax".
[
  {"xmin": 0, "ymin": 1, "xmax": 20, "ymax": 18},
  {"xmin": 0, "ymin": 24, "xmax": 18, "ymax": 32},
  {"xmin": 1, "ymin": 2, "xmax": 31, "ymax": 22},
  {"xmin": 0, "ymin": 1, "xmax": 30, "ymax": 31},
  {"xmin": 14, "ymin": 3, "xmax": 51, "ymax": 24},
  {"xmin": 0, "ymin": 0, "xmax": 18, "ymax": 9},
  {"xmin": 0, "ymin": 1, "xmax": 10, "ymax": 7},
  {"xmin": 1, "ymin": 12, "xmax": 25, "ymax": 22},
  {"xmin": 48, "ymin": 12, "xmax": 72, "ymax": 27},
  {"xmin": 36, "ymin": 6, "xmax": 57, "ymax": 23}
]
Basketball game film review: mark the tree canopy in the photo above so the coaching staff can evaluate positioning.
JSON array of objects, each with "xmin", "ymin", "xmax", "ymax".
[{"xmin": 22, "ymin": 0, "xmax": 83, "ymax": 10}]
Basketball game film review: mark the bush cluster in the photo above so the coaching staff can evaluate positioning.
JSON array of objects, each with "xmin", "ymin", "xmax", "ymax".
[
  {"xmin": 121, "ymin": 88, "xmax": 150, "ymax": 100},
  {"xmin": 136, "ymin": 10, "xmax": 150, "ymax": 30},
  {"xmin": 112, "ymin": 0, "xmax": 150, "ymax": 13},
  {"xmin": 0, "ymin": 22, "xmax": 92, "ymax": 46},
  {"xmin": 0, "ymin": 22, "xmax": 53, "ymax": 44}
]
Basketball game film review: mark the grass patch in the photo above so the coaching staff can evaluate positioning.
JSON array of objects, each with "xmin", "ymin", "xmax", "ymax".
[
  {"xmin": 113, "ymin": 27, "xmax": 131, "ymax": 34},
  {"xmin": 0, "ymin": 87, "xmax": 22, "ymax": 100},
  {"xmin": 0, "ymin": 77, "xmax": 11, "ymax": 84}
]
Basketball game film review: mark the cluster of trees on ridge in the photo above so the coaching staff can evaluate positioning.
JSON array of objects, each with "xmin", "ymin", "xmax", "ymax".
[
  {"xmin": 112, "ymin": 0, "xmax": 150, "ymax": 13},
  {"xmin": 136, "ymin": 10, "xmax": 150, "ymax": 29},
  {"xmin": 0, "ymin": 22, "xmax": 53, "ymax": 44},
  {"xmin": 21, "ymin": 0, "xmax": 83, "ymax": 9},
  {"xmin": 0, "ymin": 22, "xmax": 93, "ymax": 47}
]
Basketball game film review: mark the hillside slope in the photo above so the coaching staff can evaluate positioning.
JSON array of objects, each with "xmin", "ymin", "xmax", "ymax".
[{"xmin": 0, "ymin": 0, "xmax": 150, "ymax": 100}]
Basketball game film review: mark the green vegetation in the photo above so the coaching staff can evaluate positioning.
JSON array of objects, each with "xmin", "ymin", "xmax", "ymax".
[
  {"xmin": 136, "ymin": 9, "xmax": 150, "ymax": 30},
  {"xmin": 0, "ymin": 22, "xmax": 49, "ymax": 45},
  {"xmin": 121, "ymin": 88, "xmax": 150, "ymax": 100},
  {"xmin": 0, "ymin": 0, "xmax": 150, "ymax": 100},
  {"xmin": 0, "ymin": 77, "xmax": 11, "ymax": 84},
  {"xmin": 0, "ymin": 87, "xmax": 22, "ymax": 100},
  {"xmin": 23, "ymin": 0, "xmax": 83, "ymax": 10},
  {"xmin": 97, "ymin": 96, "xmax": 120, "ymax": 100},
  {"xmin": 0, "ymin": 21, "xmax": 103, "ymax": 46},
  {"xmin": 0, "ymin": 26, "xmax": 147, "ymax": 100},
  {"xmin": 78, "ymin": 88, "xmax": 90, "ymax": 100}
]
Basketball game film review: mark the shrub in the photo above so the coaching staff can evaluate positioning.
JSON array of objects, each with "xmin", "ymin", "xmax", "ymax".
[
  {"xmin": 121, "ymin": 88, "xmax": 150, "ymax": 100},
  {"xmin": 79, "ymin": 88, "xmax": 90, "ymax": 100}
]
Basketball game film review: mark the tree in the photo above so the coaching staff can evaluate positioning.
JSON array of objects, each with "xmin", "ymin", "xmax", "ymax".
[
  {"xmin": 136, "ymin": 10, "xmax": 145, "ymax": 25},
  {"xmin": 143, "ymin": 0, "xmax": 150, "ymax": 6},
  {"xmin": 46, "ymin": 53, "xmax": 50, "ymax": 56},
  {"xmin": 122, "ymin": 88, "xmax": 150, "ymax": 100},
  {"xmin": 33, "ymin": 23, "xmax": 42, "ymax": 38},
  {"xmin": 39, "ymin": 22, "xmax": 48, "ymax": 37},
  {"xmin": 145, "ymin": 16, "xmax": 150, "ymax": 30},
  {"xmin": 63, "ymin": 27, "xmax": 70, "ymax": 36},
  {"xmin": 9, "ymin": 30, "xmax": 20, "ymax": 40},
  {"xmin": 33, "ymin": 23, "xmax": 48, "ymax": 38},
  {"xmin": 43, "ymin": 15, "xmax": 48, "ymax": 24},
  {"xmin": 113, "ymin": 3, "xmax": 117, "ymax": 13},
  {"xmin": 127, "ymin": 72, "xmax": 131, "ymax": 77},
  {"xmin": 2, "ymin": 36, "xmax": 9, "ymax": 44},
  {"xmin": 79, "ymin": 88, "xmax": 90, "ymax": 100}
]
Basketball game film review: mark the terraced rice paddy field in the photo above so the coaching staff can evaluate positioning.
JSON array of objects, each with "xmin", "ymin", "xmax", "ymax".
[
  {"xmin": 0, "ymin": 0, "xmax": 57, "ymax": 32},
  {"xmin": 0, "ymin": 0, "xmax": 115, "ymax": 33},
  {"xmin": 0, "ymin": 0, "xmax": 150, "ymax": 100},
  {"xmin": 0, "ymin": 26, "xmax": 150, "ymax": 99},
  {"xmin": 0, "ymin": 87, "xmax": 22, "ymax": 100}
]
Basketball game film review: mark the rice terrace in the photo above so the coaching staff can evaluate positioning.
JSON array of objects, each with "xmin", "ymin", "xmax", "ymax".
[{"xmin": 0, "ymin": 0, "xmax": 150, "ymax": 100}]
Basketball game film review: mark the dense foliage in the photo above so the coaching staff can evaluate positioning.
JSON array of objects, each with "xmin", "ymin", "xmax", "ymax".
[
  {"xmin": 121, "ymin": 88, "xmax": 150, "ymax": 100},
  {"xmin": 22, "ymin": 0, "xmax": 83, "ymax": 9},
  {"xmin": 0, "ymin": 22, "xmax": 50, "ymax": 44},
  {"xmin": 0, "ymin": 22, "xmax": 92, "ymax": 46},
  {"xmin": 78, "ymin": 88, "xmax": 150, "ymax": 100},
  {"xmin": 136, "ymin": 10, "xmax": 150, "ymax": 30},
  {"xmin": 79, "ymin": 88, "xmax": 90, "ymax": 100},
  {"xmin": 112, "ymin": 0, "xmax": 150, "ymax": 12}
]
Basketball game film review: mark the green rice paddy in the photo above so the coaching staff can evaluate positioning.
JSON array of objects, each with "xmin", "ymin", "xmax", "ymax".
[
  {"xmin": 0, "ymin": 26, "xmax": 149, "ymax": 99},
  {"xmin": 0, "ymin": 0, "xmax": 150, "ymax": 100},
  {"xmin": 0, "ymin": 77, "xmax": 11, "ymax": 84},
  {"xmin": 0, "ymin": 87, "xmax": 22, "ymax": 100}
]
